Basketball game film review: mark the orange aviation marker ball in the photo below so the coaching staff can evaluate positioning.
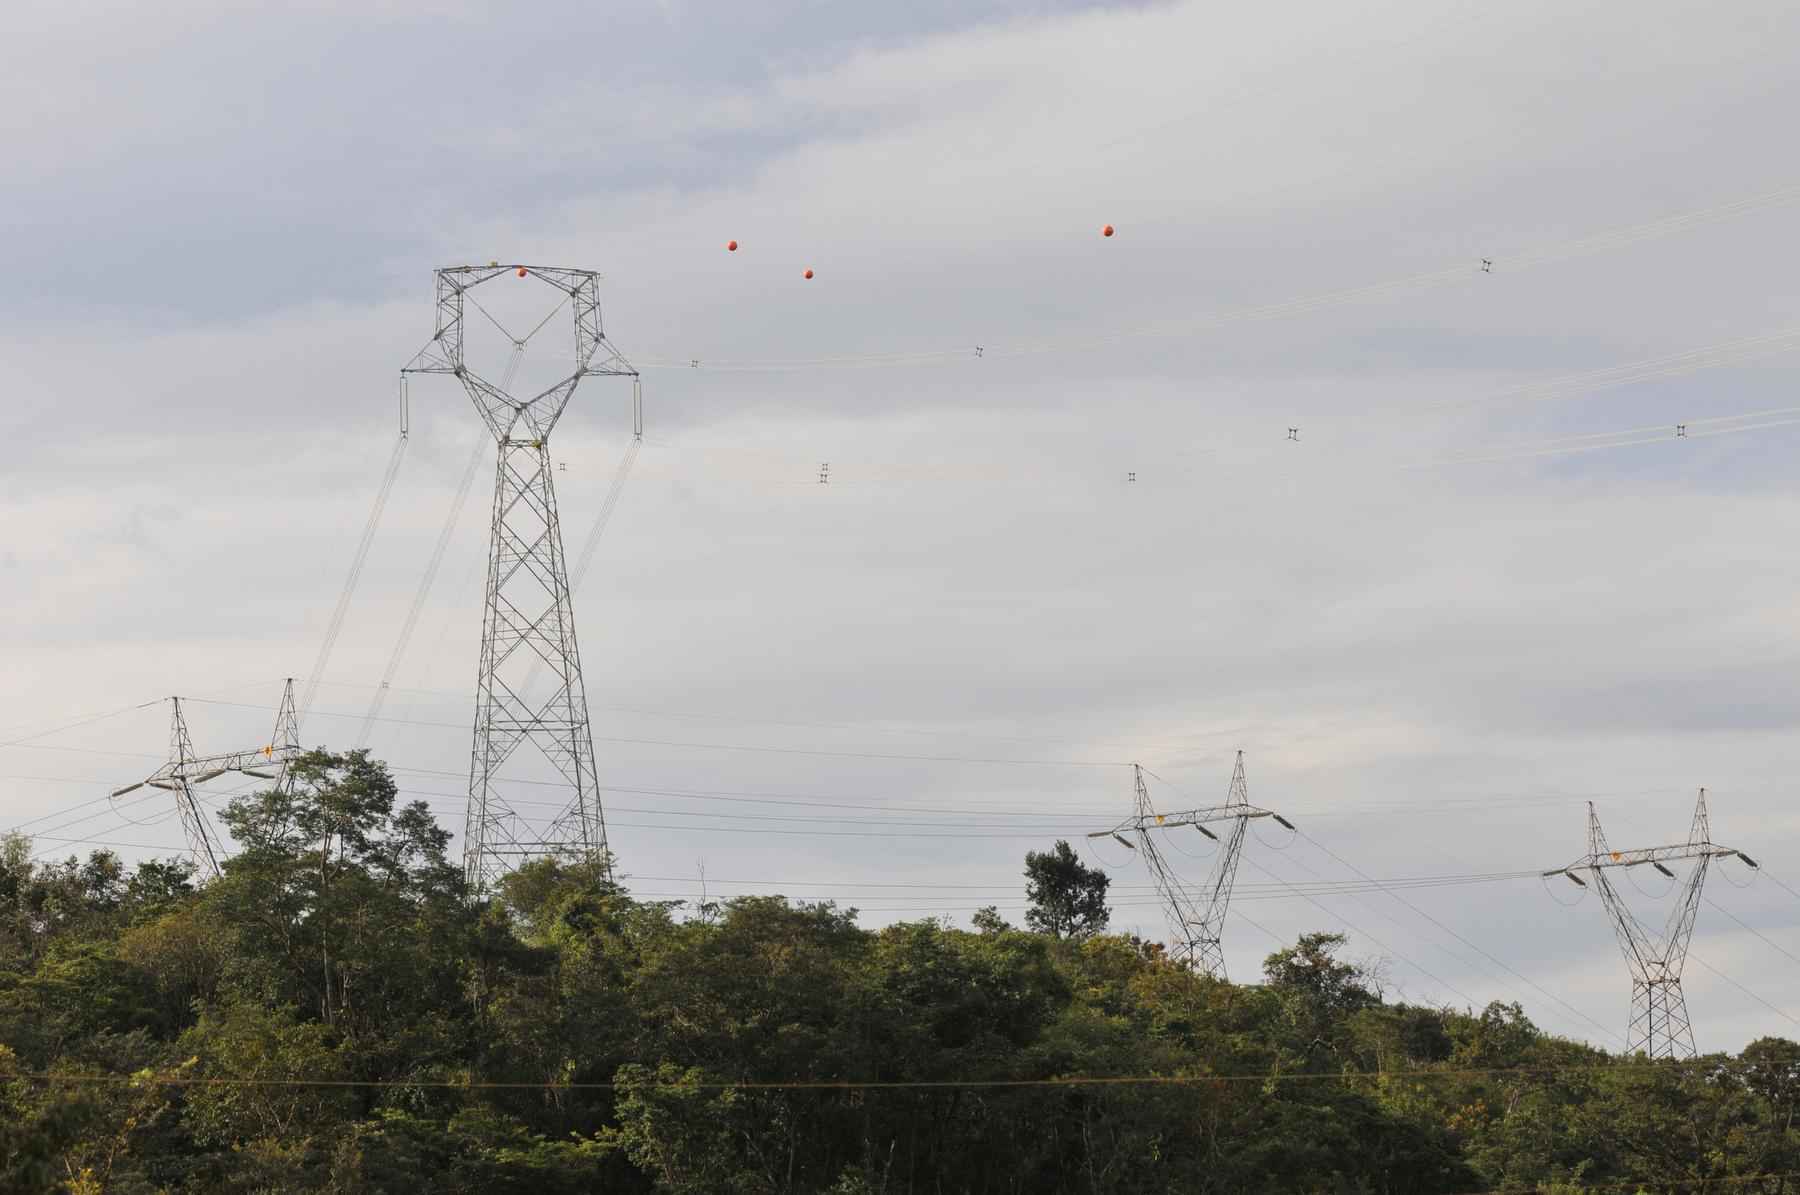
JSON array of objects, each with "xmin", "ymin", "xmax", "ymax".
[
  {"xmin": 803, "ymin": 268, "xmax": 814, "ymax": 279},
  {"xmin": 727, "ymin": 240, "xmax": 738, "ymax": 251},
  {"xmin": 1102, "ymin": 224, "xmax": 1114, "ymax": 237},
  {"xmin": 516, "ymin": 266, "xmax": 528, "ymax": 277}
]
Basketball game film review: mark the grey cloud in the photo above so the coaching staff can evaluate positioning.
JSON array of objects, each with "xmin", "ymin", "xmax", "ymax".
[
  {"xmin": 7, "ymin": 0, "xmax": 1800, "ymax": 1055},
  {"xmin": 1, "ymin": 0, "xmax": 1144, "ymax": 321}
]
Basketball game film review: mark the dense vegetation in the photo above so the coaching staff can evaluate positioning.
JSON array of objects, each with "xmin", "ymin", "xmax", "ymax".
[{"xmin": 3, "ymin": 750, "xmax": 1798, "ymax": 1193}]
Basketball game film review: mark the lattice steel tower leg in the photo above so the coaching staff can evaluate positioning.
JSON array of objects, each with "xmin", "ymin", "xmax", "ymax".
[
  {"xmin": 269, "ymin": 678, "xmax": 300, "ymax": 768},
  {"xmin": 404, "ymin": 265, "xmax": 638, "ymax": 892},
  {"xmin": 111, "ymin": 680, "xmax": 306, "ymax": 875},
  {"xmin": 1090, "ymin": 752, "xmax": 1291, "ymax": 979},
  {"xmin": 1544, "ymin": 789, "xmax": 1758, "ymax": 1059},
  {"xmin": 166, "ymin": 698, "xmax": 223, "ymax": 877},
  {"xmin": 1191, "ymin": 752, "xmax": 1255, "ymax": 977}
]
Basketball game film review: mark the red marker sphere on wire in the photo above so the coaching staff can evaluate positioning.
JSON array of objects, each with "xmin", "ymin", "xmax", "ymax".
[
  {"xmin": 803, "ymin": 268, "xmax": 814, "ymax": 280},
  {"xmin": 727, "ymin": 240, "xmax": 738, "ymax": 251},
  {"xmin": 1102, "ymin": 224, "xmax": 1114, "ymax": 238},
  {"xmin": 516, "ymin": 266, "xmax": 528, "ymax": 277}
]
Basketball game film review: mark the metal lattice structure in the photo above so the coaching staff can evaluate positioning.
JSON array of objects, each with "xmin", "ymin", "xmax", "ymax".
[
  {"xmin": 1543, "ymin": 790, "xmax": 1758, "ymax": 1058},
  {"xmin": 1089, "ymin": 752, "xmax": 1292, "ymax": 978},
  {"xmin": 111, "ymin": 679, "xmax": 303, "ymax": 877},
  {"xmin": 404, "ymin": 265, "xmax": 639, "ymax": 891}
]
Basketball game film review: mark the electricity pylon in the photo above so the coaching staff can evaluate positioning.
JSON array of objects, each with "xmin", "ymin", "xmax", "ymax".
[
  {"xmin": 111, "ymin": 679, "xmax": 302, "ymax": 877},
  {"xmin": 1542, "ymin": 790, "xmax": 1758, "ymax": 1059},
  {"xmin": 1088, "ymin": 752, "xmax": 1292, "ymax": 978},
  {"xmin": 403, "ymin": 265, "xmax": 639, "ymax": 891}
]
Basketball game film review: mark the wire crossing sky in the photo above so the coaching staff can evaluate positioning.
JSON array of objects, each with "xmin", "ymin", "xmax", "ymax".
[{"xmin": 6, "ymin": 0, "xmax": 1800, "ymax": 1055}]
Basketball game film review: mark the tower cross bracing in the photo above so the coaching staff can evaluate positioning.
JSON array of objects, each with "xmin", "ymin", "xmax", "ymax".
[
  {"xmin": 1090, "ymin": 752, "xmax": 1292, "ymax": 978},
  {"xmin": 404, "ymin": 264, "xmax": 639, "ymax": 891},
  {"xmin": 1543, "ymin": 789, "xmax": 1758, "ymax": 1059},
  {"xmin": 110, "ymin": 679, "xmax": 302, "ymax": 877}
]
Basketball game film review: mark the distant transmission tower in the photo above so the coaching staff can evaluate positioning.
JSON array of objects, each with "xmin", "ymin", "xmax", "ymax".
[
  {"xmin": 1089, "ymin": 752, "xmax": 1292, "ymax": 978},
  {"xmin": 1543, "ymin": 790, "xmax": 1758, "ymax": 1058},
  {"xmin": 403, "ymin": 264, "xmax": 639, "ymax": 891},
  {"xmin": 111, "ymin": 679, "xmax": 302, "ymax": 877}
]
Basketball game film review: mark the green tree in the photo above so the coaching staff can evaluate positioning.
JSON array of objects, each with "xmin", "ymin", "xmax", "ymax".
[
  {"xmin": 970, "ymin": 905, "xmax": 1011, "ymax": 934},
  {"xmin": 1263, "ymin": 932, "xmax": 1379, "ymax": 1061},
  {"xmin": 1022, "ymin": 841, "xmax": 1110, "ymax": 940},
  {"xmin": 600, "ymin": 1063, "xmax": 767, "ymax": 1194},
  {"xmin": 213, "ymin": 749, "xmax": 474, "ymax": 1042},
  {"xmin": 12, "ymin": 741, "xmax": 1800, "ymax": 1193}
]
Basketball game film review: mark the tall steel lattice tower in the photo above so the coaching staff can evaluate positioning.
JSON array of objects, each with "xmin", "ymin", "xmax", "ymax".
[
  {"xmin": 1543, "ymin": 790, "xmax": 1758, "ymax": 1058},
  {"xmin": 1089, "ymin": 752, "xmax": 1292, "ymax": 978},
  {"xmin": 404, "ymin": 264, "xmax": 639, "ymax": 891}
]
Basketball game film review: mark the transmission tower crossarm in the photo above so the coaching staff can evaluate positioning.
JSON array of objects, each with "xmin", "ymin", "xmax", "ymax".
[
  {"xmin": 1102, "ymin": 802, "xmax": 1289, "ymax": 834},
  {"xmin": 1544, "ymin": 790, "xmax": 1754, "ymax": 1060},
  {"xmin": 1545, "ymin": 841, "xmax": 1753, "ymax": 876},
  {"xmin": 109, "ymin": 681, "xmax": 302, "ymax": 876},
  {"xmin": 115, "ymin": 743, "xmax": 298, "ymax": 795},
  {"xmin": 114, "ymin": 711, "xmax": 302, "ymax": 797},
  {"xmin": 1084, "ymin": 753, "xmax": 1285, "ymax": 980},
  {"xmin": 409, "ymin": 264, "xmax": 634, "ymax": 892}
]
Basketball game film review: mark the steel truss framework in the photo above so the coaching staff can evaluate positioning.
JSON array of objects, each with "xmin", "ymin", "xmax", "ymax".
[
  {"xmin": 111, "ymin": 680, "xmax": 302, "ymax": 877},
  {"xmin": 1089, "ymin": 752, "xmax": 1292, "ymax": 979},
  {"xmin": 1544, "ymin": 790, "xmax": 1758, "ymax": 1059},
  {"xmin": 404, "ymin": 264, "xmax": 639, "ymax": 892}
]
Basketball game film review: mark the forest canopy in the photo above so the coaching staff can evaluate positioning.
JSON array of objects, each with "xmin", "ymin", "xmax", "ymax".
[{"xmin": 2, "ymin": 750, "xmax": 1796, "ymax": 1193}]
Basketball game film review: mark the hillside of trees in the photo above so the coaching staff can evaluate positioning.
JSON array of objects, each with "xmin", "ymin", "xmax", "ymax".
[{"xmin": 4, "ymin": 749, "xmax": 1798, "ymax": 1193}]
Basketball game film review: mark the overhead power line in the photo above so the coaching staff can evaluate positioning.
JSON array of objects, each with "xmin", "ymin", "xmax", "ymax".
[
  {"xmin": 298, "ymin": 380, "xmax": 411, "ymax": 730},
  {"xmin": 308, "ymin": 675, "xmax": 1153, "ymax": 752},
  {"xmin": 1430, "ymin": 405, "xmax": 1800, "ymax": 468},
  {"xmin": 1237, "ymin": 851, "xmax": 1484, "ymax": 1012},
  {"xmin": 1294, "ymin": 829, "xmax": 1623, "ymax": 1047},
  {"xmin": 616, "ymin": 868, "xmax": 1540, "ymax": 894},
  {"xmin": 1702, "ymin": 894, "xmax": 1800, "ymax": 973},
  {"xmin": 5, "ymin": 750, "xmax": 1761, "ymax": 842},
  {"xmin": 354, "ymin": 359, "xmax": 523, "ymax": 751},
  {"xmin": 20, "ymin": 1055, "xmax": 1799, "ymax": 1092},
  {"xmin": 1686, "ymin": 950, "xmax": 1800, "ymax": 1032},
  {"xmin": 0, "ymin": 698, "xmax": 164, "ymax": 750},
  {"xmin": 188, "ymin": 698, "xmax": 1130, "ymax": 767},
  {"xmin": 4, "ymin": 822, "xmax": 1550, "ymax": 906},
  {"xmin": 1759, "ymin": 868, "xmax": 1800, "ymax": 907},
  {"xmin": 570, "ymin": 436, "xmax": 642, "ymax": 594},
  {"xmin": 1542, "ymin": 791, "xmax": 1758, "ymax": 1058},
  {"xmin": 634, "ymin": 179, "xmax": 1800, "ymax": 373},
  {"xmin": 1093, "ymin": 756, "xmax": 1290, "ymax": 978},
  {"xmin": 1429, "ymin": 330, "xmax": 1800, "ymax": 415},
  {"xmin": 624, "ymin": 379, "xmax": 1800, "ymax": 491}
]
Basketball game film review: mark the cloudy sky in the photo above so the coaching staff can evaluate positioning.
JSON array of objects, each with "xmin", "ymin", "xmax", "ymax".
[{"xmin": 5, "ymin": 0, "xmax": 1800, "ymax": 1053}]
